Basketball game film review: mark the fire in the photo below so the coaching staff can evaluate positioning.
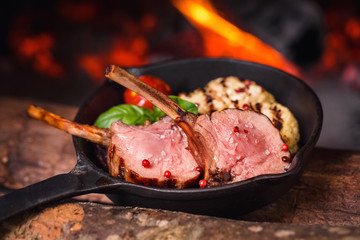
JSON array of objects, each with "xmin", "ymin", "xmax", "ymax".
[
  {"xmin": 321, "ymin": 15, "xmax": 360, "ymax": 72},
  {"xmin": 77, "ymin": 37, "xmax": 149, "ymax": 85},
  {"xmin": 319, "ymin": 11, "xmax": 360, "ymax": 89},
  {"xmin": 171, "ymin": 0, "xmax": 300, "ymax": 77},
  {"xmin": 345, "ymin": 18, "xmax": 360, "ymax": 40},
  {"xmin": 109, "ymin": 36, "xmax": 149, "ymax": 68},
  {"xmin": 11, "ymin": 32, "xmax": 64, "ymax": 79},
  {"xmin": 78, "ymin": 55, "xmax": 104, "ymax": 83},
  {"xmin": 77, "ymin": 12, "xmax": 154, "ymax": 85},
  {"xmin": 78, "ymin": 36, "xmax": 149, "ymax": 85},
  {"xmin": 8, "ymin": 1, "xmax": 312, "ymax": 84}
]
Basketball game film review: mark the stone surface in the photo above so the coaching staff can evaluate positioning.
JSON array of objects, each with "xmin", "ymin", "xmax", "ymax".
[{"xmin": 1, "ymin": 202, "xmax": 360, "ymax": 240}]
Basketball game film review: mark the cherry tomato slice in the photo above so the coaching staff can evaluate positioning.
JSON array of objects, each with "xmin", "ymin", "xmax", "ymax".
[{"xmin": 124, "ymin": 75, "xmax": 171, "ymax": 109}]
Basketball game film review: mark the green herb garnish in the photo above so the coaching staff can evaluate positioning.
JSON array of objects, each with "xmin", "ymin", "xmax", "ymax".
[{"xmin": 94, "ymin": 96, "xmax": 198, "ymax": 128}]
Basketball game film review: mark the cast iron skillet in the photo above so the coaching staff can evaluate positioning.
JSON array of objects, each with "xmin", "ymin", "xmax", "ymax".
[{"xmin": 0, "ymin": 58, "xmax": 322, "ymax": 222}]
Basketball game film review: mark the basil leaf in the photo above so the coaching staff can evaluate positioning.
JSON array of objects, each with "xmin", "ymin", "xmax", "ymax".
[
  {"xmin": 154, "ymin": 95, "xmax": 198, "ymax": 121},
  {"xmin": 170, "ymin": 95, "xmax": 198, "ymax": 115},
  {"xmin": 94, "ymin": 96, "xmax": 198, "ymax": 128},
  {"xmin": 94, "ymin": 104, "xmax": 156, "ymax": 128}
]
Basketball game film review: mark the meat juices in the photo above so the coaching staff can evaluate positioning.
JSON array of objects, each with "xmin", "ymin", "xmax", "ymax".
[
  {"xmin": 194, "ymin": 109, "xmax": 291, "ymax": 186},
  {"xmin": 107, "ymin": 117, "xmax": 201, "ymax": 188}
]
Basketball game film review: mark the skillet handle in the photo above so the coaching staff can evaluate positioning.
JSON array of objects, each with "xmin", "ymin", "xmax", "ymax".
[{"xmin": 0, "ymin": 173, "xmax": 95, "ymax": 222}]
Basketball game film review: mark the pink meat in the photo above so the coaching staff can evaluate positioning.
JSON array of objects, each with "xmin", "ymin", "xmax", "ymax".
[
  {"xmin": 107, "ymin": 116, "xmax": 201, "ymax": 188},
  {"xmin": 194, "ymin": 109, "xmax": 291, "ymax": 185}
]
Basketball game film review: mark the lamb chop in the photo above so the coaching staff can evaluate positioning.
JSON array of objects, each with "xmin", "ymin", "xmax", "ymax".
[
  {"xmin": 193, "ymin": 109, "xmax": 291, "ymax": 185},
  {"xmin": 105, "ymin": 66, "xmax": 291, "ymax": 186},
  {"xmin": 108, "ymin": 117, "xmax": 201, "ymax": 188},
  {"xmin": 28, "ymin": 105, "xmax": 202, "ymax": 189}
]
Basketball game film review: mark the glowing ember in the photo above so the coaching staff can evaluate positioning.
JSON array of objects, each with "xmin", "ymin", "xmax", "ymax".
[
  {"xmin": 77, "ymin": 37, "xmax": 149, "ymax": 84},
  {"xmin": 321, "ymin": 13, "xmax": 360, "ymax": 89},
  {"xmin": 12, "ymin": 33, "xmax": 64, "ymax": 78},
  {"xmin": 109, "ymin": 37, "xmax": 148, "ymax": 68},
  {"xmin": 78, "ymin": 55, "xmax": 104, "ymax": 84},
  {"xmin": 321, "ymin": 13, "xmax": 360, "ymax": 73},
  {"xmin": 171, "ymin": 0, "xmax": 301, "ymax": 77},
  {"xmin": 345, "ymin": 18, "xmax": 360, "ymax": 40}
]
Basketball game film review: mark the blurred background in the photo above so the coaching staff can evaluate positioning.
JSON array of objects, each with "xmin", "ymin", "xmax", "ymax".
[{"xmin": 0, "ymin": 0, "xmax": 359, "ymax": 150}]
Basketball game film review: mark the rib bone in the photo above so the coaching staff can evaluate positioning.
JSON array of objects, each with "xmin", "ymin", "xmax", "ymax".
[
  {"xmin": 104, "ymin": 66, "xmax": 197, "ymax": 125},
  {"xmin": 105, "ymin": 65, "xmax": 210, "ymax": 173},
  {"xmin": 27, "ymin": 105, "xmax": 111, "ymax": 147}
]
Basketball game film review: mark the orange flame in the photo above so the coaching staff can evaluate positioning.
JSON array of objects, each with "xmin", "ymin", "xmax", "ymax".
[{"xmin": 172, "ymin": 0, "xmax": 300, "ymax": 77}]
